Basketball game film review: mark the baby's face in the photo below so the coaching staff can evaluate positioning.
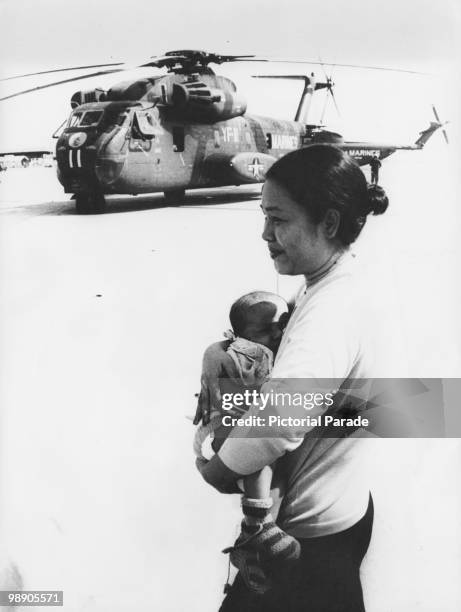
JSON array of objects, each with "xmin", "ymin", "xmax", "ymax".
[{"xmin": 242, "ymin": 299, "xmax": 289, "ymax": 353}]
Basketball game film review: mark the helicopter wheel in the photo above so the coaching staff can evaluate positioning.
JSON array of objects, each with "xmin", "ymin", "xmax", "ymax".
[
  {"xmin": 164, "ymin": 189, "xmax": 185, "ymax": 206},
  {"xmin": 75, "ymin": 191, "xmax": 107, "ymax": 214}
]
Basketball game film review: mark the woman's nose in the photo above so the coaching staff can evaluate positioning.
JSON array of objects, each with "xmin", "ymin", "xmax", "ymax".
[{"xmin": 262, "ymin": 218, "xmax": 274, "ymax": 242}]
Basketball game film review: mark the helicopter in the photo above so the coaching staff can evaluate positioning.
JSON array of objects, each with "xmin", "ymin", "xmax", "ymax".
[{"xmin": 0, "ymin": 50, "xmax": 448, "ymax": 214}]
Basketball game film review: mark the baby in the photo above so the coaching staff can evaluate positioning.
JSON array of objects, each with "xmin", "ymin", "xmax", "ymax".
[{"xmin": 194, "ymin": 291, "xmax": 300, "ymax": 594}]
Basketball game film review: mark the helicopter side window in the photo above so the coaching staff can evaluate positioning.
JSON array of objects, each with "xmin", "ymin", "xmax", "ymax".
[
  {"xmin": 133, "ymin": 111, "xmax": 157, "ymax": 138},
  {"xmin": 173, "ymin": 127, "xmax": 185, "ymax": 153},
  {"xmin": 101, "ymin": 110, "xmax": 129, "ymax": 130},
  {"xmin": 266, "ymin": 133, "xmax": 273, "ymax": 149}
]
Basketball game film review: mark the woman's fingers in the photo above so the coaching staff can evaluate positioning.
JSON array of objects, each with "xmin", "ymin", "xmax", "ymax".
[
  {"xmin": 207, "ymin": 376, "xmax": 222, "ymax": 415},
  {"xmin": 201, "ymin": 383, "xmax": 211, "ymax": 425},
  {"xmin": 192, "ymin": 394, "xmax": 203, "ymax": 426},
  {"xmin": 194, "ymin": 383, "xmax": 211, "ymax": 425}
]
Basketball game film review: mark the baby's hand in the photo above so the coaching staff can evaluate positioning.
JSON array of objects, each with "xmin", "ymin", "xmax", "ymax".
[{"xmin": 193, "ymin": 341, "xmax": 238, "ymax": 425}]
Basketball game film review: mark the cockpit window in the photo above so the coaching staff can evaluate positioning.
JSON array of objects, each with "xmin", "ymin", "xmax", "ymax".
[
  {"xmin": 68, "ymin": 110, "xmax": 103, "ymax": 128},
  {"xmin": 80, "ymin": 111, "xmax": 103, "ymax": 126},
  {"xmin": 68, "ymin": 112, "xmax": 83, "ymax": 127}
]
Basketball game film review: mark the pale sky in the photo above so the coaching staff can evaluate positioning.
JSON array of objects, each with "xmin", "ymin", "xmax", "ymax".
[{"xmin": 0, "ymin": 0, "xmax": 459, "ymax": 151}]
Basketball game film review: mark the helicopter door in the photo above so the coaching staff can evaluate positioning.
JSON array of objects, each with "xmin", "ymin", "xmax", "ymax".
[{"xmin": 172, "ymin": 127, "xmax": 185, "ymax": 153}]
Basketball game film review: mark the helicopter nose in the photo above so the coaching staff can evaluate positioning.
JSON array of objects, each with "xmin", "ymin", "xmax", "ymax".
[{"xmin": 68, "ymin": 132, "xmax": 87, "ymax": 148}]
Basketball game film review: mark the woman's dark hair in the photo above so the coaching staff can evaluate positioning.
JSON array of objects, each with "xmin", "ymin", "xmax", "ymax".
[{"xmin": 266, "ymin": 145, "xmax": 389, "ymax": 245}]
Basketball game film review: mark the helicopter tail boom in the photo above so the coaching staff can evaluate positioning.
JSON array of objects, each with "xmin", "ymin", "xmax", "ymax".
[{"xmin": 368, "ymin": 108, "xmax": 449, "ymax": 153}]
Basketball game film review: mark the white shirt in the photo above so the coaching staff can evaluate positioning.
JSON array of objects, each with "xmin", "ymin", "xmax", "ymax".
[{"xmin": 219, "ymin": 251, "xmax": 398, "ymax": 537}]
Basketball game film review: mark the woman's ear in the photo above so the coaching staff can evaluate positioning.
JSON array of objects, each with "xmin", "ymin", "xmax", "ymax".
[{"xmin": 321, "ymin": 208, "xmax": 341, "ymax": 239}]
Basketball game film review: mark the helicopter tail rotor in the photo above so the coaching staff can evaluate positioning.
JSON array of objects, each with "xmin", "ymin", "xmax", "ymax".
[
  {"xmin": 414, "ymin": 107, "xmax": 449, "ymax": 148},
  {"xmin": 432, "ymin": 105, "xmax": 449, "ymax": 144},
  {"xmin": 318, "ymin": 57, "xmax": 340, "ymax": 123},
  {"xmin": 329, "ymin": 87, "xmax": 341, "ymax": 118}
]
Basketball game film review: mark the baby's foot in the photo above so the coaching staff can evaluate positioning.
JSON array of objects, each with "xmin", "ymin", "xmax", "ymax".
[
  {"xmin": 240, "ymin": 497, "xmax": 301, "ymax": 562},
  {"xmin": 223, "ymin": 530, "xmax": 271, "ymax": 594},
  {"xmin": 242, "ymin": 518, "xmax": 301, "ymax": 562}
]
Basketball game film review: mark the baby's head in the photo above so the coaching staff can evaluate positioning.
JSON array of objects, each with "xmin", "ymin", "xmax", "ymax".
[{"xmin": 229, "ymin": 291, "xmax": 289, "ymax": 353}]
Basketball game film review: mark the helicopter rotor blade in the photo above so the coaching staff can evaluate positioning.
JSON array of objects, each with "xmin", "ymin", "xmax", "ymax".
[
  {"xmin": 142, "ymin": 51, "xmax": 257, "ymax": 69},
  {"xmin": 0, "ymin": 50, "xmax": 256, "ymax": 101},
  {"xmin": 0, "ymin": 52, "xmax": 427, "ymax": 86},
  {"xmin": 0, "ymin": 63, "xmax": 125, "ymax": 82},
  {"xmin": 252, "ymin": 75, "xmax": 311, "ymax": 81},
  {"xmin": 0, "ymin": 69, "xmax": 124, "ymax": 102},
  {"xmin": 140, "ymin": 55, "xmax": 188, "ymax": 68},
  {"xmin": 237, "ymin": 56, "xmax": 428, "ymax": 75},
  {"xmin": 212, "ymin": 54, "xmax": 257, "ymax": 64},
  {"xmin": 0, "ymin": 50, "xmax": 428, "ymax": 104}
]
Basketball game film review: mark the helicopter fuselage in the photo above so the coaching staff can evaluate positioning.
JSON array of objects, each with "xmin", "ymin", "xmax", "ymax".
[
  {"xmin": 56, "ymin": 100, "xmax": 306, "ymax": 197},
  {"xmin": 2, "ymin": 49, "xmax": 444, "ymax": 213},
  {"xmin": 54, "ymin": 66, "xmax": 439, "ymax": 213}
]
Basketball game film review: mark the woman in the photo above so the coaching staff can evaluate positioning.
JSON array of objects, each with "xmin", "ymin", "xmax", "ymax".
[{"xmin": 196, "ymin": 144, "xmax": 389, "ymax": 611}]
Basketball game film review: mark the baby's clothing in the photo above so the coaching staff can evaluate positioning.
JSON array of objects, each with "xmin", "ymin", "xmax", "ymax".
[
  {"xmin": 193, "ymin": 337, "xmax": 273, "ymax": 459},
  {"xmin": 227, "ymin": 337, "xmax": 273, "ymax": 390}
]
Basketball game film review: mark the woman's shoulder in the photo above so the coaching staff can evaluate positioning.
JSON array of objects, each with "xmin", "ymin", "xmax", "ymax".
[{"xmin": 281, "ymin": 256, "xmax": 376, "ymax": 353}]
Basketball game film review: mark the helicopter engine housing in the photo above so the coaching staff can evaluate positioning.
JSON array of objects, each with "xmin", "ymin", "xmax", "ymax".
[
  {"xmin": 171, "ymin": 79, "xmax": 247, "ymax": 123},
  {"xmin": 70, "ymin": 88, "xmax": 106, "ymax": 109}
]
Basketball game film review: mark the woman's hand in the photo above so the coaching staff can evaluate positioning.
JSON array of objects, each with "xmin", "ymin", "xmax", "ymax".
[{"xmin": 193, "ymin": 341, "xmax": 238, "ymax": 426}]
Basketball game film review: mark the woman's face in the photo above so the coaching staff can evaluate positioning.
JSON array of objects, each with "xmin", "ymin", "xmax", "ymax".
[{"xmin": 261, "ymin": 178, "xmax": 332, "ymax": 276}]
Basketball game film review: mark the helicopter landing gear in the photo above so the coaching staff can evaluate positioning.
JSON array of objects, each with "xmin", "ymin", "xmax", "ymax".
[
  {"xmin": 75, "ymin": 191, "xmax": 106, "ymax": 214},
  {"xmin": 164, "ymin": 189, "xmax": 185, "ymax": 206}
]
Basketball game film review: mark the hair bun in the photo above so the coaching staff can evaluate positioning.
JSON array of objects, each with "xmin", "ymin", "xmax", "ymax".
[{"xmin": 367, "ymin": 184, "xmax": 389, "ymax": 215}]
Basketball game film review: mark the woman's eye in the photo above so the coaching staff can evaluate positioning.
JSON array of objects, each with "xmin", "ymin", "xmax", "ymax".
[{"xmin": 263, "ymin": 214, "xmax": 285, "ymax": 225}]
